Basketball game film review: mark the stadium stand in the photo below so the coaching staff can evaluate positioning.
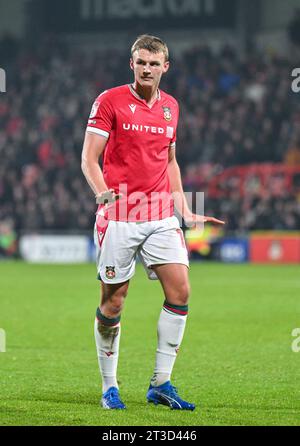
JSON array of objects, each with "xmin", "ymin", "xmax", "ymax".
[{"xmin": 0, "ymin": 36, "xmax": 300, "ymax": 234}]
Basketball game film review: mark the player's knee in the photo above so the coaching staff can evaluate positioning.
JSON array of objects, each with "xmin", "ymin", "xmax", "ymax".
[
  {"xmin": 111, "ymin": 287, "xmax": 128, "ymax": 310},
  {"xmin": 100, "ymin": 280, "xmax": 129, "ymax": 317},
  {"xmin": 181, "ymin": 285, "xmax": 190, "ymax": 305},
  {"xmin": 173, "ymin": 282, "xmax": 190, "ymax": 305},
  {"xmin": 109, "ymin": 298, "xmax": 124, "ymax": 316},
  {"xmin": 104, "ymin": 291, "xmax": 127, "ymax": 316}
]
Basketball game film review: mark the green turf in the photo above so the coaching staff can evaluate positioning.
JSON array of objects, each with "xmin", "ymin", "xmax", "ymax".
[{"xmin": 0, "ymin": 261, "xmax": 300, "ymax": 426}]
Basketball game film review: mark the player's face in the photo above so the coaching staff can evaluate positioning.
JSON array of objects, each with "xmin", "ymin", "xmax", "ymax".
[{"xmin": 130, "ymin": 49, "xmax": 169, "ymax": 90}]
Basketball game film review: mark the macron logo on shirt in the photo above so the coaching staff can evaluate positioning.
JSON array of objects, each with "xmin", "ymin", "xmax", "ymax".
[
  {"xmin": 123, "ymin": 123, "xmax": 174, "ymax": 138},
  {"xmin": 129, "ymin": 104, "xmax": 136, "ymax": 114}
]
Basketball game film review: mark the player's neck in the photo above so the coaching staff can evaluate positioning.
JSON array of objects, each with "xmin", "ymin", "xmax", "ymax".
[{"xmin": 132, "ymin": 81, "xmax": 158, "ymax": 106}]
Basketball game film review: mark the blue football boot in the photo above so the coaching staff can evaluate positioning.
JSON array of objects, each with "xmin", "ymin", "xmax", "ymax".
[
  {"xmin": 147, "ymin": 381, "xmax": 195, "ymax": 410},
  {"xmin": 101, "ymin": 387, "xmax": 126, "ymax": 409}
]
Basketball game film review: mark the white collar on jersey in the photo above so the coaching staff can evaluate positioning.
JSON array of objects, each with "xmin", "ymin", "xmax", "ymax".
[{"xmin": 128, "ymin": 84, "xmax": 161, "ymax": 102}]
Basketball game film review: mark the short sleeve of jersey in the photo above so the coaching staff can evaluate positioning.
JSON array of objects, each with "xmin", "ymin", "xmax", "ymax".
[
  {"xmin": 86, "ymin": 90, "xmax": 114, "ymax": 138},
  {"xmin": 170, "ymin": 99, "xmax": 179, "ymax": 149}
]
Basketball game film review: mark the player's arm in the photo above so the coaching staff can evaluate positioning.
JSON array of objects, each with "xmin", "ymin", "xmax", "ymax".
[
  {"xmin": 167, "ymin": 147, "xmax": 225, "ymax": 226},
  {"xmin": 81, "ymin": 132, "xmax": 119, "ymax": 204},
  {"xmin": 167, "ymin": 148, "xmax": 192, "ymax": 220}
]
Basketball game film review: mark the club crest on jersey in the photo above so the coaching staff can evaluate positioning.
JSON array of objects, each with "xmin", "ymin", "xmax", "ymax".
[
  {"xmin": 105, "ymin": 266, "xmax": 116, "ymax": 279},
  {"xmin": 162, "ymin": 106, "xmax": 172, "ymax": 121}
]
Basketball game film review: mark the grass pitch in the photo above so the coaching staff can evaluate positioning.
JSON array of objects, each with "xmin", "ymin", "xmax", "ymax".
[{"xmin": 0, "ymin": 261, "xmax": 300, "ymax": 426}]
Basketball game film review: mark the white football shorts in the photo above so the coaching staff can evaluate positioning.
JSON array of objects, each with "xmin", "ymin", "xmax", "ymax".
[{"xmin": 94, "ymin": 215, "xmax": 189, "ymax": 284}]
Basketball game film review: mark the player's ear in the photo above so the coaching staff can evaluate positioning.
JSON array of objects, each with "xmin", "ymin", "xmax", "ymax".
[
  {"xmin": 163, "ymin": 61, "xmax": 170, "ymax": 74},
  {"xmin": 130, "ymin": 58, "xmax": 134, "ymax": 71}
]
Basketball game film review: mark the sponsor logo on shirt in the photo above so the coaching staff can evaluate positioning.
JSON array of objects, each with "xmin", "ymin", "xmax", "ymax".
[
  {"xmin": 166, "ymin": 126, "xmax": 174, "ymax": 138},
  {"xmin": 123, "ymin": 123, "xmax": 174, "ymax": 136}
]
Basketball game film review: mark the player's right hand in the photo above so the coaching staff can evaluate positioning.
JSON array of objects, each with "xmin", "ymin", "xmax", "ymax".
[{"xmin": 95, "ymin": 189, "xmax": 122, "ymax": 205}]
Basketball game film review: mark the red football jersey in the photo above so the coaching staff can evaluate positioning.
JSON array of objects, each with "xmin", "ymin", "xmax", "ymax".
[{"xmin": 86, "ymin": 84, "xmax": 179, "ymax": 222}]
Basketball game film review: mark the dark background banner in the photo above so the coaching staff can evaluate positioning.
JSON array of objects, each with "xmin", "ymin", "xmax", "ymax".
[{"xmin": 40, "ymin": 0, "xmax": 237, "ymax": 32}]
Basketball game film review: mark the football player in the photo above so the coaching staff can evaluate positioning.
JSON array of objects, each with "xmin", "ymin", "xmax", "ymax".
[{"xmin": 82, "ymin": 34, "xmax": 224, "ymax": 410}]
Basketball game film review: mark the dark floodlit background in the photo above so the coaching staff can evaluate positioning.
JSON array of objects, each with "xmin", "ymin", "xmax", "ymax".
[{"xmin": 1, "ymin": 0, "xmax": 300, "ymax": 263}]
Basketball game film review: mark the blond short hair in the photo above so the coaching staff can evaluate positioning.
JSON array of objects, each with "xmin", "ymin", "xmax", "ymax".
[{"xmin": 131, "ymin": 34, "xmax": 169, "ymax": 62}]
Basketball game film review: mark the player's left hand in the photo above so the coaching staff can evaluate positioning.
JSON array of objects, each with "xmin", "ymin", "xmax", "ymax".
[
  {"xmin": 184, "ymin": 213, "xmax": 225, "ymax": 227},
  {"xmin": 95, "ymin": 189, "xmax": 122, "ymax": 205}
]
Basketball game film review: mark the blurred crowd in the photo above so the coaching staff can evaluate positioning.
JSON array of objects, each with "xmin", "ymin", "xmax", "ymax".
[{"xmin": 1, "ymin": 36, "xmax": 300, "ymax": 235}]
